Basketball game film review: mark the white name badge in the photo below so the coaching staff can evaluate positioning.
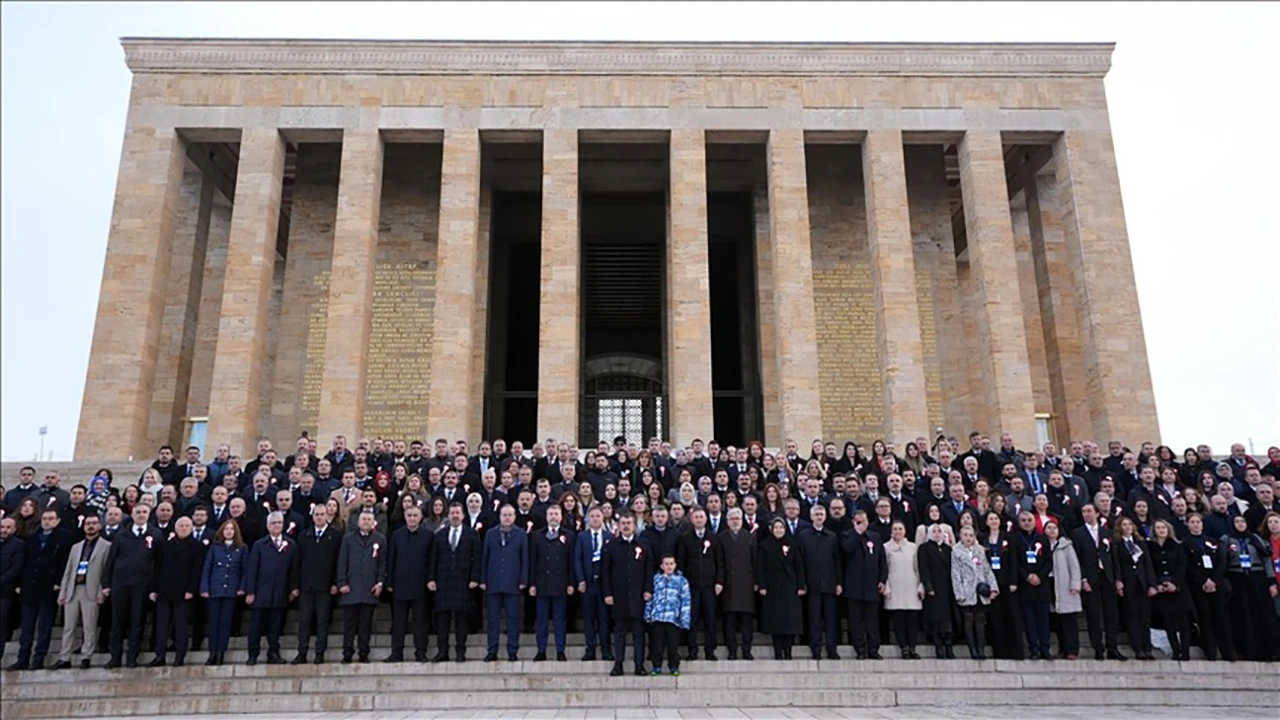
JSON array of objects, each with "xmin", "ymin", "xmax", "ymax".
[
  {"xmin": 1025, "ymin": 551, "xmax": 1037, "ymax": 564},
  {"xmin": 991, "ymin": 556, "xmax": 1002, "ymax": 571},
  {"xmin": 1240, "ymin": 554, "xmax": 1252, "ymax": 570},
  {"xmin": 1201, "ymin": 555, "xmax": 1214, "ymax": 570}
]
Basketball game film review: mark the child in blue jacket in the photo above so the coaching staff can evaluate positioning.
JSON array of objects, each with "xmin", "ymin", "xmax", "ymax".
[{"xmin": 644, "ymin": 554, "xmax": 691, "ymax": 675}]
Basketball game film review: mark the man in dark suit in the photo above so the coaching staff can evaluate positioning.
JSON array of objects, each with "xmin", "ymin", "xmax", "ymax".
[
  {"xmin": 325, "ymin": 435, "xmax": 356, "ymax": 477},
  {"xmin": 602, "ymin": 513, "xmax": 653, "ymax": 677},
  {"xmin": 574, "ymin": 506, "xmax": 614, "ymax": 662},
  {"xmin": 1012, "ymin": 511, "xmax": 1052, "ymax": 660},
  {"xmin": 676, "ymin": 507, "xmax": 723, "ymax": 661},
  {"xmin": 244, "ymin": 512, "xmax": 296, "ymax": 665},
  {"xmin": 940, "ymin": 483, "xmax": 979, "ymax": 532},
  {"xmin": 841, "ymin": 511, "xmax": 888, "ymax": 659},
  {"xmin": 102, "ymin": 505, "xmax": 163, "ymax": 668},
  {"xmin": 1071, "ymin": 503, "xmax": 1124, "ymax": 660},
  {"xmin": 386, "ymin": 504, "xmax": 433, "ymax": 663},
  {"xmin": 482, "ymin": 504, "xmax": 528, "ymax": 662},
  {"xmin": 0, "ymin": 518, "xmax": 26, "ymax": 662},
  {"xmin": 797, "ymin": 505, "xmax": 843, "ymax": 660},
  {"xmin": 529, "ymin": 505, "xmax": 575, "ymax": 661},
  {"xmin": 336, "ymin": 511, "xmax": 387, "ymax": 663},
  {"xmin": 7, "ymin": 510, "xmax": 72, "ymax": 670},
  {"xmin": 291, "ymin": 504, "xmax": 342, "ymax": 664},
  {"xmin": 428, "ymin": 503, "xmax": 481, "ymax": 662},
  {"xmin": 954, "ymin": 431, "xmax": 1000, "ymax": 480}
]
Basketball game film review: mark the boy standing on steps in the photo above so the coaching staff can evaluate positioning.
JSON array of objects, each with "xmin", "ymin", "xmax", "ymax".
[{"xmin": 645, "ymin": 554, "xmax": 692, "ymax": 676}]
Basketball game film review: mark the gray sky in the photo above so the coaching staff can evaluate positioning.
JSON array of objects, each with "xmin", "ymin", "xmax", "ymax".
[{"xmin": 2, "ymin": 1, "xmax": 1278, "ymax": 461}]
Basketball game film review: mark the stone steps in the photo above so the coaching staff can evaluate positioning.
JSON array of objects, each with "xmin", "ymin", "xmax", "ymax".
[{"xmin": 2, "ymin": 660, "xmax": 1275, "ymax": 719}]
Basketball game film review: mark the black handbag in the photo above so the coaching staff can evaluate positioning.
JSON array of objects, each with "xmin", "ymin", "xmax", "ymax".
[{"xmin": 976, "ymin": 581, "xmax": 992, "ymax": 600}]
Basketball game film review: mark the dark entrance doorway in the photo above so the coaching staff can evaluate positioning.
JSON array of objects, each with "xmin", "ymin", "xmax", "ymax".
[
  {"xmin": 708, "ymin": 190, "xmax": 764, "ymax": 446},
  {"xmin": 579, "ymin": 191, "xmax": 667, "ymax": 446},
  {"xmin": 483, "ymin": 190, "xmax": 540, "ymax": 444}
]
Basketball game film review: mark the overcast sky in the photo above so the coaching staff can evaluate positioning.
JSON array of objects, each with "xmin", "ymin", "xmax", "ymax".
[{"xmin": 2, "ymin": 1, "xmax": 1277, "ymax": 462}]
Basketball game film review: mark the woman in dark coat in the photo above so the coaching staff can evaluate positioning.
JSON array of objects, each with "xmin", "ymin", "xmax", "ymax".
[
  {"xmin": 980, "ymin": 511, "xmax": 1023, "ymax": 659},
  {"xmin": 199, "ymin": 520, "xmax": 247, "ymax": 666},
  {"xmin": 756, "ymin": 518, "xmax": 806, "ymax": 659},
  {"xmin": 1148, "ymin": 519, "xmax": 1193, "ymax": 660},
  {"xmin": 151, "ymin": 518, "xmax": 204, "ymax": 666},
  {"xmin": 1112, "ymin": 516, "xmax": 1158, "ymax": 660},
  {"xmin": 1184, "ymin": 513, "xmax": 1233, "ymax": 661},
  {"xmin": 918, "ymin": 523, "xmax": 955, "ymax": 658},
  {"xmin": 1221, "ymin": 514, "xmax": 1280, "ymax": 661}
]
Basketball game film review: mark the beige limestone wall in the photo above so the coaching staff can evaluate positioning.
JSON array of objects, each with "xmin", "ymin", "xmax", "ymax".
[
  {"xmin": 1011, "ymin": 197, "xmax": 1055, "ymax": 419},
  {"xmin": 185, "ymin": 192, "xmax": 232, "ymax": 422}
]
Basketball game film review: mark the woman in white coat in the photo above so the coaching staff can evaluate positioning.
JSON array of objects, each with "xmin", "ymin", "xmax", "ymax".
[
  {"xmin": 884, "ymin": 520, "xmax": 924, "ymax": 659},
  {"xmin": 1045, "ymin": 520, "xmax": 1082, "ymax": 659},
  {"xmin": 951, "ymin": 525, "xmax": 999, "ymax": 661}
]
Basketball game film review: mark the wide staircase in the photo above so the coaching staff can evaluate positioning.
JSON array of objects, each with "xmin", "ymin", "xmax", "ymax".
[{"xmin": 3, "ymin": 607, "xmax": 1277, "ymax": 718}]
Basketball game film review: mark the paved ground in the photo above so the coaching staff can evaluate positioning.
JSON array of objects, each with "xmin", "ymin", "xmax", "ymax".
[{"xmin": 75, "ymin": 708, "xmax": 1280, "ymax": 720}]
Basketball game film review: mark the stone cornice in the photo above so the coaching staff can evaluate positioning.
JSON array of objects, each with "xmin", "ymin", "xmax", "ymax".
[{"xmin": 120, "ymin": 39, "xmax": 1114, "ymax": 78}]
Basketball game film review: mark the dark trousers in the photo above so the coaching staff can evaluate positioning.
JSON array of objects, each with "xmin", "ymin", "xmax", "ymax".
[
  {"xmin": 248, "ymin": 606, "xmax": 285, "ymax": 658},
  {"xmin": 0, "ymin": 596, "xmax": 10, "ymax": 658},
  {"xmin": 581, "ymin": 582, "xmax": 609, "ymax": 653},
  {"xmin": 613, "ymin": 616, "xmax": 645, "ymax": 668},
  {"xmin": 807, "ymin": 592, "xmax": 839, "ymax": 652},
  {"xmin": 109, "ymin": 585, "xmax": 148, "ymax": 662},
  {"xmin": 688, "ymin": 586, "xmax": 719, "ymax": 652},
  {"xmin": 1022, "ymin": 598, "xmax": 1051, "ymax": 655},
  {"xmin": 391, "ymin": 597, "xmax": 429, "ymax": 656},
  {"xmin": 891, "ymin": 609, "xmax": 919, "ymax": 648},
  {"xmin": 435, "ymin": 610, "xmax": 469, "ymax": 655},
  {"xmin": 652, "ymin": 620, "xmax": 681, "ymax": 670},
  {"xmin": 341, "ymin": 604, "xmax": 375, "ymax": 659},
  {"xmin": 96, "ymin": 594, "xmax": 112, "ymax": 650},
  {"xmin": 1121, "ymin": 594, "xmax": 1152, "ymax": 654},
  {"xmin": 960, "ymin": 605, "xmax": 988, "ymax": 656},
  {"xmin": 846, "ymin": 599, "xmax": 881, "ymax": 654},
  {"xmin": 1154, "ymin": 605, "xmax": 1191, "ymax": 658},
  {"xmin": 486, "ymin": 592, "xmax": 521, "ymax": 656},
  {"xmin": 1080, "ymin": 582, "xmax": 1121, "ymax": 653},
  {"xmin": 206, "ymin": 597, "xmax": 235, "ymax": 656},
  {"xmin": 154, "ymin": 600, "xmax": 190, "ymax": 659},
  {"xmin": 723, "ymin": 611, "xmax": 754, "ymax": 653},
  {"xmin": 17, "ymin": 601, "xmax": 56, "ymax": 665},
  {"xmin": 1191, "ymin": 588, "xmax": 1233, "ymax": 661},
  {"xmin": 296, "ymin": 591, "xmax": 333, "ymax": 655},
  {"xmin": 1051, "ymin": 611, "xmax": 1079, "ymax": 656},
  {"xmin": 535, "ymin": 595, "xmax": 567, "ymax": 653}
]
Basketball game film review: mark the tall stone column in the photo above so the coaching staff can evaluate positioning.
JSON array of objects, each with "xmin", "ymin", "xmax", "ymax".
[
  {"xmin": 1025, "ymin": 172, "xmax": 1091, "ymax": 444},
  {"xmin": 666, "ymin": 129, "xmax": 714, "ymax": 445},
  {"xmin": 1053, "ymin": 131, "xmax": 1160, "ymax": 443},
  {"xmin": 207, "ymin": 128, "xmax": 286, "ymax": 454},
  {"xmin": 862, "ymin": 130, "xmax": 930, "ymax": 445},
  {"xmin": 76, "ymin": 127, "xmax": 187, "ymax": 461},
  {"xmin": 317, "ymin": 128, "xmax": 385, "ymax": 443},
  {"xmin": 537, "ymin": 129, "xmax": 580, "ymax": 444},
  {"xmin": 765, "ymin": 129, "xmax": 823, "ymax": 445},
  {"xmin": 752, "ymin": 182, "xmax": 782, "ymax": 444},
  {"xmin": 426, "ymin": 129, "xmax": 483, "ymax": 442},
  {"xmin": 957, "ymin": 130, "xmax": 1037, "ymax": 445}
]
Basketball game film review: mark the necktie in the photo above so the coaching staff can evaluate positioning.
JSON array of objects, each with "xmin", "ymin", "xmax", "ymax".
[
  {"xmin": 450, "ymin": 527, "xmax": 459, "ymax": 550},
  {"xmin": 135, "ymin": 527, "xmax": 142, "ymax": 537}
]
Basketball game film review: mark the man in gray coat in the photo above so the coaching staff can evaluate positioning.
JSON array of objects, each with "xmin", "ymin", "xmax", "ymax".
[
  {"xmin": 55, "ymin": 516, "xmax": 109, "ymax": 669},
  {"xmin": 336, "ymin": 510, "xmax": 386, "ymax": 663}
]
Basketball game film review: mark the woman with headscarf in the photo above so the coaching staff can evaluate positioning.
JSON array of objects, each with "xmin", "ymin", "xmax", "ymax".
[
  {"xmin": 1221, "ymin": 513, "xmax": 1280, "ymax": 661},
  {"xmin": 756, "ymin": 517, "xmax": 805, "ymax": 659},
  {"xmin": 918, "ymin": 523, "xmax": 955, "ymax": 658},
  {"xmin": 85, "ymin": 475, "xmax": 113, "ymax": 518}
]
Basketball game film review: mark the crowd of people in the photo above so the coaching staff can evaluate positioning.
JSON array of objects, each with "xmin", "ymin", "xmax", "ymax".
[{"xmin": 1, "ymin": 432, "xmax": 1278, "ymax": 677}]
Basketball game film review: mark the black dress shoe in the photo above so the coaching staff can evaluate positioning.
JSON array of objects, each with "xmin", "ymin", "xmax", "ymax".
[
  {"xmin": 80, "ymin": 659, "xmax": 92, "ymax": 669},
  {"xmin": 601, "ymin": 650, "xmax": 615, "ymax": 662},
  {"xmin": 533, "ymin": 652, "xmax": 547, "ymax": 662},
  {"xmin": 828, "ymin": 649, "xmax": 841, "ymax": 660},
  {"xmin": 868, "ymin": 651, "xmax": 883, "ymax": 660},
  {"xmin": 358, "ymin": 655, "xmax": 370, "ymax": 664},
  {"xmin": 266, "ymin": 654, "xmax": 285, "ymax": 665},
  {"xmin": 52, "ymin": 661, "xmax": 72, "ymax": 670},
  {"xmin": 431, "ymin": 653, "xmax": 448, "ymax": 664},
  {"xmin": 742, "ymin": 650, "xmax": 754, "ymax": 661},
  {"xmin": 726, "ymin": 650, "xmax": 738, "ymax": 661},
  {"xmin": 609, "ymin": 662, "xmax": 624, "ymax": 676},
  {"xmin": 455, "ymin": 651, "xmax": 467, "ymax": 663},
  {"xmin": 705, "ymin": 651, "xmax": 717, "ymax": 661},
  {"xmin": 557, "ymin": 652, "xmax": 567, "ymax": 662},
  {"xmin": 508, "ymin": 653, "xmax": 518, "ymax": 662},
  {"xmin": 291, "ymin": 653, "xmax": 309, "ymax": 665},
  {"xmin": 204, "ymin": 657, "xmax": 216, "ymax": 667},
  {"xmin": 634, "ymin": 665, "xmax": 647, "ymax": 676},
  {"xmin": 384, "ymin": 654, "xmax": 403, "ymax": 664},
  {"xmin": 341, "ymin": 656, "xmax": 353, "ymax": 665},
  {"xmin": 484, "ymin": 652, "xmax": 498, "ymax": 662},
  {"xmin": 125, "ymin": 660, "xmax": 138, "ymax": 669},
  {"xmin": 314, "ymin": 653, "xmax": 326, "ymax": 665},
  {"xmin": 415, "ymin": 653, "xmax": 428, "ymax": 663},
  {"xmin": 173, "ymin": 659, "xmax": 185, "ymax": 667},
  {"xmin": 1094, "ymin": 650, "xmax": 1105, "ymax": 660},
  {"xmin": 104, "ymin": 659, "xmax": 121, "ymax": 670},
  {"xmin": 245, "ymin": 656, "xmax": 258, "ymax": 666},
  {"xmin": 581, "ymin": 651, "xmax": 596, "ymax": 661},
  {"xmin": 147, "ymin": 657, "xmax": 166, "ymax": 668},
  {"xmin": 1106, "ymin": 649, "xmax": 1128, "ymax": 661},
  {"xmin": 687, "ymin": 648, "xmax": 699, "ymax": 661}
]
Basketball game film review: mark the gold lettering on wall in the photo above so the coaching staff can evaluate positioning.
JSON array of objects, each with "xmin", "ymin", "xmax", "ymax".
[
  {"xmin": 813, "ymin": 265, "xmax": 884, "ymax": 442},
  {"xmin": 916, "ymin": 265, "xmax": 944, "ymax": 433},
  {"xmin": 299, "ymin": 262, "xmax": 436, "ymax": 440}
]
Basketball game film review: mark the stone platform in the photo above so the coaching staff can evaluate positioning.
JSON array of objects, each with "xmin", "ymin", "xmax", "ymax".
[{"xmin": 2, "ymin": 654, "xmax": 1277, "ymax": 719}]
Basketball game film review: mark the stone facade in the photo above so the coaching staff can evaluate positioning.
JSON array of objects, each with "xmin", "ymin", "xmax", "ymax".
[{"xmin": 75, "ymin": 39, "xmax": 1160, "ymax": 461}]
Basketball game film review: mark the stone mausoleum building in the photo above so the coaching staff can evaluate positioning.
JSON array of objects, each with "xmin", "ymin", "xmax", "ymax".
[{"xmin": 75, "ymin": 38, "xmax": 1159, "ymax": 462}]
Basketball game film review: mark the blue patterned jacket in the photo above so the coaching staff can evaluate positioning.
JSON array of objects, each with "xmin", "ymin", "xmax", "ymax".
[{"xmin": 644, "ymin": 570, "xmax": 691, "ymax": 629}]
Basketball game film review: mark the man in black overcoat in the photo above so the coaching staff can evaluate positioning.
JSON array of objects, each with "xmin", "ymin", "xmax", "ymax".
[
  {"xmin": 428, "ymin": 502, "xmax": 481, "ymax": 662},
  {"xmin": 386, "ymin": 504, "xmax": 433, "ymax": 662},
  {"xmin": 529, "ymin": 504, "xmax": 575, "ymax": 661},
  {"xmin": 102, "ymin": 505, "xmax": 163, "ymax": 668},
  {"xmin": 840, "ymin": 510, "xmax": 888, "ymax": 659},
  {"xmin": 291, "ymin": 503, "xmax": 342, "ymax": 664},
  {"xmin": 244, "ymin": 512, "xmax": 296, "ymax": 665},
  {"xmin": 8, "ymin": 510, "xmax": 72, "ymax": 670},
  {"xmin": 602, "ymin": 513, "xmax": 653, "ymax": 677}
]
